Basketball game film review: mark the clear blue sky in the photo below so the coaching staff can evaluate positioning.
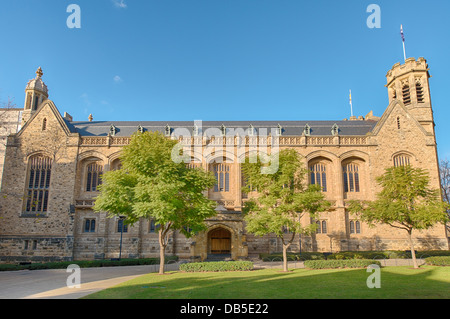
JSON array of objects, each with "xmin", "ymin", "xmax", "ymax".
[{"xmin": 0, "ymin": 0, "xmax": 449, "ymax": 160}]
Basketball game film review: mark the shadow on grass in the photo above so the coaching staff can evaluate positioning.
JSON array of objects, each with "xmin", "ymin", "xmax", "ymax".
[{"xmin": 83, "ymin": 266, "xmax": 450, "ymax": 299}]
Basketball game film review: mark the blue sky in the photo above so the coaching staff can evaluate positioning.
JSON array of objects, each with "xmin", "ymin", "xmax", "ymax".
[{"xmin": 0, "ymin": 0, "xmax": 449, "ymax": 160}]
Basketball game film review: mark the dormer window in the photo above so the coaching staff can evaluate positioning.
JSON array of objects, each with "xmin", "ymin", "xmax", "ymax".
[
  {"xmin": 110, "ymin": 124, "xmax": 117, "ymax": 136},
  {"xmin": 193, "ymin": 124, "xmax": 199, "ymax": 136},
  {"xmin": 331, "ymin": 123, "xmax": 339, "ymax": 136},
  {"xmin": 276, "ymin": 124, "xmax": 282, "ymax": 136},
  {"xmin": 165, "ymin": 125, "xmax": 171, "ymax": 137},
  {"xmin": 248, "ymin": 124, "xmax": 255, "ymax": 136},
  {"xmin": 304, "ymin": 124, "xmax": 311, "ymax": 136},
  {"xmin": 220, "ymin": 124, "xmax": 226, "ymax": 136}
]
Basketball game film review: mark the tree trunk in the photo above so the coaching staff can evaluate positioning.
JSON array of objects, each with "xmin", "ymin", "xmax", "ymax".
[
  {"xmin": 406, "ymin": 229, "xmax": 419, "ymax": 269},
  {"xmin": 282, "ymin": 243, "xmax": 291, "ymax": 272},
  {"xmin": 159, "ymin": 243, "xmax": 166, "ymax": 274},
  {"xmin": 159, "ymin": 229, "xmax": 167, "ymax": 275}
]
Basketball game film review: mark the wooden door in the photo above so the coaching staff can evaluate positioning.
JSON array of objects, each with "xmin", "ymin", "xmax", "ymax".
[{"xmin": 209, "ymin": 228, "xmax": 231, "ymax": 254}]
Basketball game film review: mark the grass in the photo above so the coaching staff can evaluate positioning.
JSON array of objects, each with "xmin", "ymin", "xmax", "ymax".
[{"xmin": 83, "ymin": 266, "xmax": 450, "ymax": 299}]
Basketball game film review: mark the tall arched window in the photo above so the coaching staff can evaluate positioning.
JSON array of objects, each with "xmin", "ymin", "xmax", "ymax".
[
  {"xmin": 393, "ymin": 154, "xmax": 411, "ymax": 167},
  {"xmin": 86, "ymin": 162, "xmax": 103, "ymax": 192},
  {"xmin": 212, "ymin": 163, "xmax": 230, "ymax": 192},
  {"xmin": 25, "ymin": 155, "xmax": 52, "ymax": 213},
  {"xmin": 343, "ymin": 163, "xmax": 360, "ymax": 193},
  {"xmin": 310, "ymin": 163, "xmax": 327, "ymax": 192}
]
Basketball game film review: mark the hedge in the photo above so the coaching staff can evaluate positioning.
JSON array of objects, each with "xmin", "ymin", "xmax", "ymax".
[
  {"xmin": 260, "ymin": 250, "xmax": 450, "ymax": 261},
  {"xmin": 179, "ymin": 261, "xmax": 254, "ymax": 272},
  {"xmin": 304, "ymin": 259, "xmax": 381, "ymax": 269},
  {"xmin": 0, "ymin": 256, "xmax": 178, "ymax": 272},
  {"xmin": 260, "ymin": 252, "xmax": 325, "ymax": 261},
  {"xmin": 425, "ymin": 256, "xmax": 450, "ymax": 266}
]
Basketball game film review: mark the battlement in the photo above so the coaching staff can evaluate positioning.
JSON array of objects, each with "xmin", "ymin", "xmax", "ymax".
[{"xmin": 386, "ymin": 57, "xmax": 430, "ymax": 87}]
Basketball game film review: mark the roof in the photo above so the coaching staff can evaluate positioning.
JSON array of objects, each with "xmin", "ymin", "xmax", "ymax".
[{"xmin": 67, "ymin": 120, "xmax": 378, "ymax": 137}]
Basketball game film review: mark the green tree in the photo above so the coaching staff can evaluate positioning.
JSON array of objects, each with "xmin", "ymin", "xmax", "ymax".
[
  {"xmin": 242, "ymin": 149, "xmax": 331, "ymax": 272},
  {"xmin": 93, "ymin": 131, "xmax": 217, "ymax": 274},
  {"xmin": 349, "ymin": 165, "xmax": 449, "ymax": 269}
]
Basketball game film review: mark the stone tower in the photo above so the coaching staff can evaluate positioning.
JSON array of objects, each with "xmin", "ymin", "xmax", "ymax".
[
  {"xmin": 22, "ymin": 67, "xmax": 48, "ymax": 125},
  {"xmin": 385, "ymin": 57, "xmax": 435, "ymax": 135}
]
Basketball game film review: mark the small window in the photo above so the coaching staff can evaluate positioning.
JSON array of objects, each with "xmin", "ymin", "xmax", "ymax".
[
  {"xmin": 32, "ymin": 240, "xmax": 38, "ymax": 250},
  {"xmin": 117, "ymin": 219, "xmax": 128, "ymax": 233},
  {"xmin": 149, "ymin": 219, "xmax": 159, "ymax": 233},
  {"xmin": 355, "ymin": 221, "xmax": 361, "ymax": 234},
  {"xmin": 314, "ymin": 220, "xmax": 327, "ymax": 234},
  {"xmin": 42, "ymin": 118, "xmax": 47, "ymax": 131},
  {"xmin": 84, "ymin": 219, "xmax": 96, "ymax": 233},
  {"xmin": 24, "ymin": 240, "xmax": 29, "ymax": 250},
  {"xmin": 349, "ymin": 220, "xmax": 361, "ymax": 234},
  {"xmin": 397, "ymin": 117, "xmax": 401, "ymax": 129},
  {"xmin": 321, "ymin": 221, "xmax": 327, "ymax": 234}
]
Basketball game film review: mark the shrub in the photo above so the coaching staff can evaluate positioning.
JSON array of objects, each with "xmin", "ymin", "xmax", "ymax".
[
  {"xmin": 425, "ymin": 256, "xmax": 450, "ymax": 266},
  {"xmin": 259, "ymin": 252, "xmax": 325, "ymax": 261},
  {"xmin": 179, "ymin": 261, "xmax": 254, "ymax": 272},
  {"xmin": 0, "ymin": 256, "xmax": 178, "ymax": 272},
  {"xmin": 304, "ymin": 259, "xmax": 381, "ymax": 269}
]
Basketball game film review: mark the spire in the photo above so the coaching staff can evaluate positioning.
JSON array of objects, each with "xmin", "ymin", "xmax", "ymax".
[{"xmin": 36, "ymin": 67, "xmax": 43, "ymax": 79}]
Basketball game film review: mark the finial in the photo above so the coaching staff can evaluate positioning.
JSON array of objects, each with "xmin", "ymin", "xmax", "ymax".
[
  {"xmin": 36, "ymin": 67, "xmax": 43, "ymax": 78},
  {"xmin": 88, "ymin": 114, "xmax": 93, "ymax": 122}
]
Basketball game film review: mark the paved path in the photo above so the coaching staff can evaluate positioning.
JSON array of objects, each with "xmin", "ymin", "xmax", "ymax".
[{"xmin": 0, "ymin": 263, "xmax": 179, "ymax": 299}]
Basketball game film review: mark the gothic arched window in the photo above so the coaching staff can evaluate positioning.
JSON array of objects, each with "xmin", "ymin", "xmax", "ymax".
[
  {"xmin": 86, "ymin": 162, "xmax": 103, "ymax": 192},
  {"xmin": 24, "ymin": 155, "xmax": 52, "ymax": 213},
  {"xmin": 393, "ymin": 154, "xmax": 411, "ymax": 167},
  {"xmin": 212, "ymin": 163, "xmax": 230, "ymax": 192},
  {"xmin": 343, "ymin": 163, "xmax": 360, "ymax": 193},
  {"xmin": 310, "ymin": 163, "xmax": 327, "ymax": 192}
]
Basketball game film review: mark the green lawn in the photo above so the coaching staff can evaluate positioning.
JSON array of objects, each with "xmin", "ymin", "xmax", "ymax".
[{"xmin": 83, "ymin": 266, "xmax": 450, "ymax": 299}]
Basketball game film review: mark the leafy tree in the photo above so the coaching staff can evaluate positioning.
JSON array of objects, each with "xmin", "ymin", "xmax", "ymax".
[
  {"xmin": 349, "ymin": 165, "xmax": 449, "ymax": 269},
  {"xmin": 93, "ymin": 131, "xmax": 217, "ymax": 274},
  {"xmin": 439, "ymin": 159, "xmax": 450, "ymax": 234},
  {"xmin": 242, "ymin": 149, "xmax": 331, "ymax": 272}
]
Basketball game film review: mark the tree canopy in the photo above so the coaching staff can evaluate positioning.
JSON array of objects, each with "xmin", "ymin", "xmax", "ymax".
[
  {"xmin": 349, "ymin": 165, "xmax": 449, "ymax": 268},
  {"xmin": 242, "ymin": 149, "xmax": 331, "ymax": 272},
  {"xmin": 93, "ymin": 131, "xmax": 217, "ymax": 273}
]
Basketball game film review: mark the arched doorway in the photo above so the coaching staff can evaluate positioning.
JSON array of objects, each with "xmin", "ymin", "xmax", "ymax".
[{"xmin": 208, "ymin": 227, "xmax": 231, "ymax": 255}]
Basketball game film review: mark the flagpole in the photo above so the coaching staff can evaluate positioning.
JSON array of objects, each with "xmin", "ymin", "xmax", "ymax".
[
  {"xmin": 349, "ymin": 90, "xmax": 353, "ymax": 117},
  {"xmin": 401, "ymin": 25, "xmax": 406, "ymax": 62}
]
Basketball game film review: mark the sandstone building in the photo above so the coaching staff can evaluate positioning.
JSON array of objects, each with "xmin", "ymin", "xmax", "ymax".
[{"xmin": 0, "ymin": 58, "xmax": 448, "ymax": 263}]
